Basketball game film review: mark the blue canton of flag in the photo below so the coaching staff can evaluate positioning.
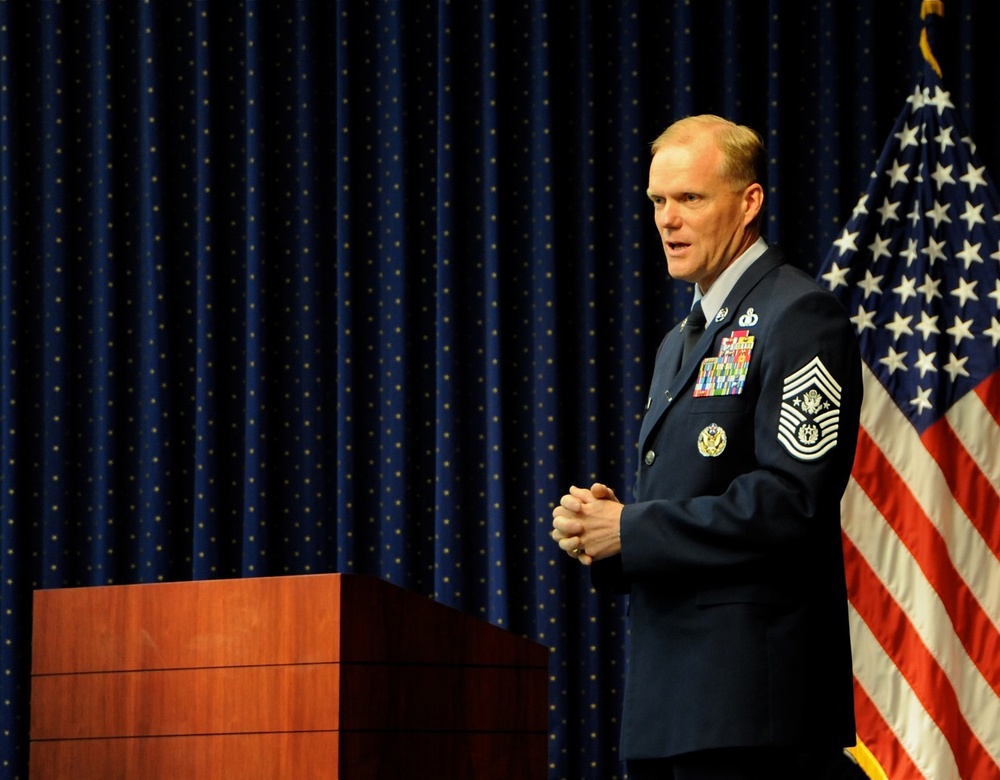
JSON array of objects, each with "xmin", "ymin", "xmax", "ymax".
[{"xmin": 816, "ymin": 58, "xmax": 1000, "ymax": 435}]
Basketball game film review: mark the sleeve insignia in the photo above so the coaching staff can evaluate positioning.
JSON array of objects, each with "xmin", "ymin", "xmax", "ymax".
[{"xmin": 777, "ymin": 356, "xmax": 842, "ymax": 461}]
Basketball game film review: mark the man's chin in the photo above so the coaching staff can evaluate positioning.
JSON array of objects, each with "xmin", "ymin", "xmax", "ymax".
[{"xmin": 664, "ymin": 259, "xmax": 695, "ymax": 283}]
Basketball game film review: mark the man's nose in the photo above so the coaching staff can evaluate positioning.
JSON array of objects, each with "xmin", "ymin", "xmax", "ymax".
[{"xmin": 658, "ymin": 202, "xmax": 681, "ymax": 229}]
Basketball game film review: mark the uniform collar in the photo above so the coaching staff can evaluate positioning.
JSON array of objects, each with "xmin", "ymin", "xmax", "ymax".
[{"xmin": 692, "ymin": 237, "xmax": 768, "ymax": 322}]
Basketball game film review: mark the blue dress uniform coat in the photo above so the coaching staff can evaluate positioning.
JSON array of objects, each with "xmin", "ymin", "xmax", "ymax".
[{"xmin": 593, "ymin": 246, "xmax": 863, "ymax": 761}]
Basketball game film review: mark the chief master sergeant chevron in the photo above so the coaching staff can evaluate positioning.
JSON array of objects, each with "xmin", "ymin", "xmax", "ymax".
[{"xmin": 550, "ymin": 115, "xmax": 869, "ymax": 780}]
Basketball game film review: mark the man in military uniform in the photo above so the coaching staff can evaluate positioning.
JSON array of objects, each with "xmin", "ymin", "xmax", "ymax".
[{"xmin": 551, "ymin": 115, "xmax": 867, "ymax": 779}]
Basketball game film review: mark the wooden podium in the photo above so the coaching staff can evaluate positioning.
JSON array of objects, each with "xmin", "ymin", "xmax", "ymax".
[{"xmin": 29, "ymin": 573, "xmax": 549, "ymax": 779}]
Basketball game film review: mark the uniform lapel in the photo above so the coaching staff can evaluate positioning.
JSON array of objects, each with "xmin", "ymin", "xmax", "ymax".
[
  {"xmin": 637, "ymin": 247, "xmax": 786, "ymax": 452},
  {"xmin": 638, "ymin": 325, "xmax": 685, "ymax": 446}
]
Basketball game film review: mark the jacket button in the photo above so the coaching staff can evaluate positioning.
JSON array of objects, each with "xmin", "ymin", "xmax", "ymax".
[
  {"xmin": 664, "ymin": 391, "xmax": 672, "ymax": 404},
  {"xmin": 644, "ymin": 450, "xmax": 656, "ymax": 466}
]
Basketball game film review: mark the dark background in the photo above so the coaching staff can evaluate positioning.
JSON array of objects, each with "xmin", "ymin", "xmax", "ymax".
[{"xmin": 1, "ymin": 1, "xmax": 997, "ymax": 777}]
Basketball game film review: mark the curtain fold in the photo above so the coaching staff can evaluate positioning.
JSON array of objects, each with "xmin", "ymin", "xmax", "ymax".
[{"xmin": 3, "ymin": 2, "xmax": 1000, "ymax": 778}]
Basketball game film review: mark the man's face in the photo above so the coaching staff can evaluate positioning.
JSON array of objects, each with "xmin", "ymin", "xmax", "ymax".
[{"xmin": 646, "ymin": 135, "xmax": 762, "ymax": 292}]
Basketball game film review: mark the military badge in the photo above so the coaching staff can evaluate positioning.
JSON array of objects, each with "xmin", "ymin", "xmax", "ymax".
[
  {"xmin": 693, "ymin": 330, "xmax": 754, "ymax": 397},
  {"xmin": 778, "ymin": 356, "xmax": 842, "ymax": 461},
  {"xmin": 697, "ymin": 423, "xmax": 727, "ymax": 457}
]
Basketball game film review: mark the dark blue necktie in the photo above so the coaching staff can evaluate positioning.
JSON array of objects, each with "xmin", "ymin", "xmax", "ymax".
[{"xmin": 681, "ymin": 303, "xmax": 707, "ymax": 365}]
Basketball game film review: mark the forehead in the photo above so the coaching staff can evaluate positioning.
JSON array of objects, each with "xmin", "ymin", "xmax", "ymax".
[{"xmin": 648, "ymin": 137, "xmax": 724, "ymax": 190}]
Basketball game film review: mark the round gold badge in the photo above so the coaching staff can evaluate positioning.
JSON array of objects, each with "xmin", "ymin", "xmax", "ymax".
[{"xmin": 697, "ymin": 423, "xmax": 727, "ymax": 457}]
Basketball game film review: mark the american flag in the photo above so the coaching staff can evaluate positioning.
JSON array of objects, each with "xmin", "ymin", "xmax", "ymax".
[{"xmin": 815, "ymin": 8, "xmax": 1000, "ymax": 780}]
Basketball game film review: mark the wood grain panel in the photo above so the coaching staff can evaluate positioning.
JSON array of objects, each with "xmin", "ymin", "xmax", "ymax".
[
  {"xmin": 30, "ymin": 732, "xmax": 340, "ymax": 780},
  {"xmin": 30, "ymin": 664, "xmax": 341, "ymax": 739},
  {"xmin": 30, "ymin": 574, "xmax": 550, "ymax": 780},
  {"xmin": 31, "ymin": 574, "xmax": 344, "ymax": 674},
  {"xmin": 31, "ymin": 732, "xmax": 547, "ymax": 780},
  {"xmin": 31, "ymin": 662, "xmax": 546, "ymax": 739}
]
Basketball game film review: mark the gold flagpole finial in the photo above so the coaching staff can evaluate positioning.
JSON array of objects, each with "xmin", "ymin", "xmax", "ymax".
[
  {"xmin": 921, "ymin": 0, "xmax": 945, "ymax": 18},
  {"xmin": 920, "ymin": 1, "xmax": 945, "ymax": 77}
]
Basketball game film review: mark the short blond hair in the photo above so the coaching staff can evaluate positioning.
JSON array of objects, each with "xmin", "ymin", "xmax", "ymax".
[{"xmin": 650, "ymin": 114, "xmax": 765, "ymax": 192}]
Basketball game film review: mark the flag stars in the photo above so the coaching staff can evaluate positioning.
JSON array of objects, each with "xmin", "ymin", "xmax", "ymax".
[
  {"xmin": 960, "ymin": 164, "xmax": 987, "ymax": 192},
  {"xmin": 915, "ymin": 311, "xmax": 940, "ymax": 339},
  {"xmin": 887, "ymin": 159, "xmax": 910, "ymax": 187},
  {"xmin": 817, "ymin": 70, "xmax": 1000, "ymax": 432},
  {"xmin": 989, "ymin": 280, "xmax": 1000, "ymax": 307},
  {"xmin": 868, "ymin": 235, "xmax": 893, "ymax": 262},
  {"xmin": 850, "ymin": 305, "xmax": 877, "ymax": 332},
  {"xmin": 945, "ymin": 315, "xmax": 975, "ymax": 344},
  {"xmin": 909, "ymin": 386, "xmax": 934, "ymax": 415},
  {"xmin": 884, "ymin": 312, "xmax": 914, "ymax": 341},
  {"xmin": 907, "ymin": 84, "xmax": 927, "ymax": 109},
  {"xmin": 925, "ymin": 200, "xmax": 952, "ymax": 228},
  {"xmin": 927, "ymin": 85, "xmax": 955, "ymax": 115},
  {"xmin": 985, "ymin": 317, "xmax": 1000, "ymax": 347},
  {"xmin": 899, "ymin": 238, "xmax": 919, "ymax": 266},
  {"xmin": 951, "ymin": 279, "xmax": 979, "ymax": 306},
  {"xmin": 942, "ymin": 353, "xmax": 971, "ymax": 381},
  {"xmin": 920, "ymin": 237, "xmax": 947, "ymax": 264},
  {"xmin": 879, "ymin": 347, "xmax": 909, "ymax": 374},
  {"xmin": 851, "ymin": 194, "xmax": 870, "ymax": 220},
  {"xmin": 933, "ymin": 125, "xmax": 954, "ymax": 153},
  {"xmin": 959, "ymin": 202, "xmax": 985, "ymax": 231},
  {"xmin": 930, "ymin": 162, "xmax": 955, "ymax": 189},
  {"xmin": 894, "ymin": 122, "xmax": 920, "ymax": 149},
  {"xmin": 833, "ymin": 228, "xmax": 860, "ymax": 257},
  {"xmin": 858, "ymin": 269, "xmax": 884, "ymax": 298},
  {"xmin": 876, "ymin": 197, "xmax": 901, "ymax": 223},
  {"xmin": 917, "ymin": 275, "xmax": 943, "ymax": 303},
  {"xmin": 821, "ymin": 261, "xmax": 851, "ymax": 290},
  {"xmin": 893, "ymin": 275, "xmax": 918, "ymax": 303},
  {"xmin": 955, "ymin": 240, "xmax": 983, "ymax": 270},
  {"xmin": 951, "ymin": 278, "xmax": 978, "ymax": 306},
  {"xmin": 914, "ymin": 349, "xmax": 938, "ymax": 377}
]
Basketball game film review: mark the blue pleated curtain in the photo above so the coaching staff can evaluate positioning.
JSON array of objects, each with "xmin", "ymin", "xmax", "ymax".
[{"xmin": 1, "ymin": 1, "xmax": 997, "ymax": 778}]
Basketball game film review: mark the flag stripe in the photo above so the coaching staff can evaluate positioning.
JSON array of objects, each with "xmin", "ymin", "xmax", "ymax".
[
  {"xmin": 858, "ymin": 368, "xmax": 1000, "ymax": 638},
  {"xmin": 922, "ymin": 398, "xmax": 1000, "ymax": 556},
  {"xmin": 852, "ymin": 676, "xmax": 922, "ymax": 780},
  {"xmin": 959, "ymin": 369, "xmax": 1000, "ymax": 486},
  {"xmin": 973, "ymin": 368, "xmax": 1000, "ymax": 429},
  {"xmin": 848, "ymin": 598, "xmax": 962, "ymax": 779},
  {"xmin": 843, "ymin": 532, "xmax": 997, "ymax": 779},
  {"xmin": 851, "ymin": 425, "xmax": 1000, "ymax": 701},
  {"xmin": 843, "ymin": 473, "xmax": 1000, "ymax": 757}
]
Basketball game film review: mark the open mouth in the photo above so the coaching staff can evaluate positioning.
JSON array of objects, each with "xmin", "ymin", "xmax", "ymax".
[{"xmin": 667, "ymin": 242, "xmax": 690, "ymax": 251}]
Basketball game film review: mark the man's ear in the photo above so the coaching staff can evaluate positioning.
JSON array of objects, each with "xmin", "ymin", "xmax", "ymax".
[{"xmin": 743, "ymin": 182, "xmax": 764, "ymax": 226}]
